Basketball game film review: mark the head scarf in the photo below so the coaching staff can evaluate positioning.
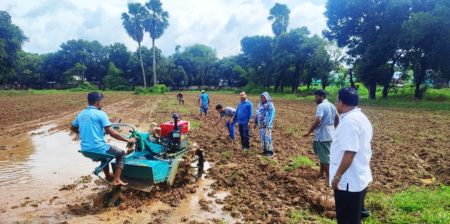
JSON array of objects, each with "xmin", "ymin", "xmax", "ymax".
[{"xmin": 256, "ymin": 92, "xmax": 275, "ymax": 128}]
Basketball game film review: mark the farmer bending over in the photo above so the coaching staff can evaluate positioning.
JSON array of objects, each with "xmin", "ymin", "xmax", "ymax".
[
  {"xmin": 214, "ymin": 104, "xmax": 236, "ymax": 141},
  {"xmin": 177, "ymin": 92, "xmax": 184, "ymax": 105},
  {"xmin": 71, "ymin": 92, "xmax": 136, "ymax": 186}
]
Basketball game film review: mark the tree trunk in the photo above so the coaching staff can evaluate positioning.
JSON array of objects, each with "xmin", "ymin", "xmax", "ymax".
[
  {"xmin": 382, "ymin": 83, "xmax": 389, "ymax": 99},
  {"xmin": 415, "ymin": 83, "xmax": 424, "ymax": 100},
  {"xmin": 349, "ymin": 69, "xmax": 356, "ymax": 89},
  {"xmin": 138, "ymin": 42, "xmax": 147, "ymax": 88},
  {"xmin": 152, "ymin": 38, "xmax": 156, "ymax": 86},
  {"xmin": 368, "ymin": 81, "xmax": 376, "ymax": 100},
  {"xmin": 274, "ymin": 78, "xmax": 281, "ymax": 93}
]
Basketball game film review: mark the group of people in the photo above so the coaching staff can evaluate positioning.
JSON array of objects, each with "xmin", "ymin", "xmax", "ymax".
[
  {"xmin": 72, "ymin": 87, "xmax": 373, "ymax": 224},
  {"xmin": 196, "ymin": 90, "xmax": 276, "ymax": 157},
  {"xmin": 304, "ymin": 88, "xmax": 373, "ymax": 223}
]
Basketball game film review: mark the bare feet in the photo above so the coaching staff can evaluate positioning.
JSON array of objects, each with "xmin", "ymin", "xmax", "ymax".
[{"xmin": 112, "ymin": 179, "xmax": 128, "ymax": 186}]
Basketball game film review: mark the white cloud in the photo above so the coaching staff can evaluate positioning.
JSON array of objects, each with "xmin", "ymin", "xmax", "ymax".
[{"xmin": 0, "ymin": 0, "xmax": 327, "ymax": 58}]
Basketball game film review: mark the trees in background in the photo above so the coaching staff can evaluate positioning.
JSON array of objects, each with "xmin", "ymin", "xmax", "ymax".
[
  {"xmin": 0, "ymin": 11, "xmax": 28, "ymax": 85},
  {"xmin": 325, "ymin": 0, "xmax": 450, "ymax": 99},
  {"xmin": 144, "ymin": 0, "xmax": 169, "ymax": 86},
  {"xmin": 122, "ymin": 2, "xmax": 147, "ymax": 87},
  {"xmin": 3, "ymin": 1, "xmax": 449, "ymax": 98}
]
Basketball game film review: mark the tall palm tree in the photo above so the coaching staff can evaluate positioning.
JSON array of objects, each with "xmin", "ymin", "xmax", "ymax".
[
  {"xmin": 144, "ymin": 0, "xmax": 169, "ymax": 86},
  {"xmin": 122, "ymin": 3, "xmax": 147, "ymax": 87}
]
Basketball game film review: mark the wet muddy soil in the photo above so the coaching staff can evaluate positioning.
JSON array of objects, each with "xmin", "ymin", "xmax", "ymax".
[{"xmin": 0, "ymin": 92, "xmax": 448, "ymax": 223}]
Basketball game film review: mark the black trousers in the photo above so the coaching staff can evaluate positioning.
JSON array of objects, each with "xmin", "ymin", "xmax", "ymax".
[
  {"xmin": 334, "ymin": 187, "xmax": 367, "ymax": 224},
  {"xmin": 238, "ymin": 124, "xmax": 250, "ymax": 149}
]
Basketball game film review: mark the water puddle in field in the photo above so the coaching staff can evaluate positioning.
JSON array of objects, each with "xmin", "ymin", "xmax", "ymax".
[
  {"xmin": 0, "ymin": 124, "xmax": 93, "ymax": 188},
  {"xmin": 0, "ymin": 124, "xmax": 237, "ymax": 223},
  {"xmin": 168, "ymin": 161, "xmax": 241, "ymax": 223}
]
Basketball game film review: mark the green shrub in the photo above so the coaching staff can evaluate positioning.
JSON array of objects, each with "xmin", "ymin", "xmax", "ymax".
[
  {"xmin": 103, "ymin": 63, "xmax": 131, "ymax": 91},
  {"xmin": 284, "ymin": 156, "xmax": 317, "ymax": 172},
  {"xmin": 133, "ymin": 84, "xmax": 168, "ymax": 95},
  {"xmin": 70, "ymin": 81, "xmax": 98, "ymax": 92}
]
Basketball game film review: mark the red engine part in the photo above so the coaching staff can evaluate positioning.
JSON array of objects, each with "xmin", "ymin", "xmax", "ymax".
[{"xmin": 160, "ymin": 120, "xmax": 189, "ymax": 137}]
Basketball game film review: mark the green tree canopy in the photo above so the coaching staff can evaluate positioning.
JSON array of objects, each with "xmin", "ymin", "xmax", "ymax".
[
  {"xmin": 0, "ymin": 11, "xmax": 28, "ymax": 84},
  {"xmin": 144, "ymin": 0, "xmax": 169, "ymax": 86},
  {"xmin": 122, "ymin": 2, "xmax": 147, "ymax": 87},
  {"xmin": 268, "ymin": 3, "xmax": 290, "ymax": 37}
]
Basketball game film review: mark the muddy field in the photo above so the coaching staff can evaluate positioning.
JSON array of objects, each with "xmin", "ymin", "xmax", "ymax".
[{"xmin": 0, "ymin": 92, "xmax": 449, "ymax": 223}]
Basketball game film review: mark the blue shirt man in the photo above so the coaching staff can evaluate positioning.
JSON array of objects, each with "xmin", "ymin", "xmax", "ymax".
[
  {"xmin": 71, "ymin": 92, "xmax": 135, "ymax": 186},
  {"xmin": 198, "ymin": 90, "xmax": 210, "ymax": 117},
  {"xmin": 234, "ymin": 91, "xmax": 253, "ymax": 150},
  {"xmin": 72, "ymin": 106, "xmax": 111, "ymax": 153}
]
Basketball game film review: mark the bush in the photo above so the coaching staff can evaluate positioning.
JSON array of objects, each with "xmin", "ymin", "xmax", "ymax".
[
  {"xmin": 70, "ymin": 81, "xmax": 98, "ymax": 92},
  {"xmin": 103, "ymin": 63, "xmax": 131, "ymax": 91},
  {"xmin": 133, "ymin": 84, "xmax": 168, "ymax": 95},
  {"xmin": 239, "ymin": 82, "xmax": 263, "ymax": 94}
]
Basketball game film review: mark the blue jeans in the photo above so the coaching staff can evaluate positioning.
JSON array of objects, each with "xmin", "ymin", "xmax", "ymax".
[
  {"xmin": 238, "ymin": 124, "xmax": 250, "ymax": 149},
  {"xmin": 226, "ymin": 119, "xmax": 235, "ymax": 140}
]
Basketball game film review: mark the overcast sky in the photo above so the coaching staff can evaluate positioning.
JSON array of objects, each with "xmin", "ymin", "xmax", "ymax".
[{"xmin": 1, "ymin": 0, "xmax": 327, "ymax": 58}]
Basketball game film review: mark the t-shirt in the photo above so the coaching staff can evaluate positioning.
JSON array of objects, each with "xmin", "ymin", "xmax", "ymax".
[
  {"xmin": 200, "ymin": 93, "xmax": 209, "ymax": 106},
  {"xmin": 314, "ymin": 99, "xmax": 337, "ymax": 142},
  {"xmin": 329, "ymin": 107, "xmax": 373, "ymax": 192},
  {"xmin": 72, "ymin": 106, "xmax": 112, "ymax": 153},
  {"xmin": 220, "ymin": 107, "xmax": 236, "ymax": 118},
  {"xmin": 177, "ymin": 93, "xmax": 183, "ymax": 100}
]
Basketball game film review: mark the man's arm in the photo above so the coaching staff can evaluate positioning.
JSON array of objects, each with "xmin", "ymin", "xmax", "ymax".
[
  {"xmin": 70, "ymin": 125, "xmax": 79, "ymax": 134},
  {"xmin": 214, "ymin": 114, "xmax": 223, "ymax": 126},
  {"xmin": 198, "ymin": 97, "xmax": 200, "ymax": 105},
  {"xmin": 334, "ymin": 114, "xmax": 339, "ymax": 128},
  {"xmin": 303, "ymin": 117, "xmax": 321, "ymax": 137},
  {"xmin": 331, "ymin": 151, "xmax": 356, "ymax": 189},
  {"xmin": 105, "ymin": 126, "xmax": 135, "ymax": 143},
  {"xmin": 248, "ymin": 102, "xmax": 253, "ymax": 122}
]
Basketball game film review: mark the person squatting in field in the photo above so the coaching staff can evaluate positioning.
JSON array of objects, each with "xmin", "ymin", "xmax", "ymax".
[{"xmin": 254, "ymin": 92, "xmax": 276, "ymax": 157}]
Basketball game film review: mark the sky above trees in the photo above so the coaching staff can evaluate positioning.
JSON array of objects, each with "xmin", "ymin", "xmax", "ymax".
[{"xmin": 0, "ymin": 0, "xmax": 326, "ymax": 58}]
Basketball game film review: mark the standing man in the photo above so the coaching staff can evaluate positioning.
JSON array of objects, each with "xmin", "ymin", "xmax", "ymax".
[
  {"xmin": 71, "ymin": 92, "xmax": 136, "ymax": 186},
  {"xmin": 330, "ymin": 87, "xmax": 373, "ymax": 224},
  {"xmin": 304, "ymin": 89, "xmax": 339, "ymax": 180},
  {"xmin": 234, "ymin": 91, "xmax": 253, "ymax": 151},
  {"xmin": 198, "ymin": 90, "xmax": 210, "ymax": 117},
  {"xmin": 214, "ymin": 104, "xmax": 236, "ymax": 141}
]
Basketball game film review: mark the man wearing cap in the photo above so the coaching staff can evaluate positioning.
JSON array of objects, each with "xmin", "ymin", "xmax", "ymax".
[
  {"xmin": 71, "ymin": 92, "xmax": 136, "ymax": 186},
  {"xmin": 197, "ymin": 90, "xmax": 210, "ymax": 117},
  {"xmin": 330, "ymin": 87, "xmax": 373, "ymax": 223},
  {"xmin": 304, "ymin": 89, "xmax": 339, "ymax": 180}
]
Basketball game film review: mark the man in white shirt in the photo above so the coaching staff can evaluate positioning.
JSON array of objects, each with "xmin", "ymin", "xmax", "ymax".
[{"xmin": 330, "ymin": 87, "xmax": 373, "ymax": 224}]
